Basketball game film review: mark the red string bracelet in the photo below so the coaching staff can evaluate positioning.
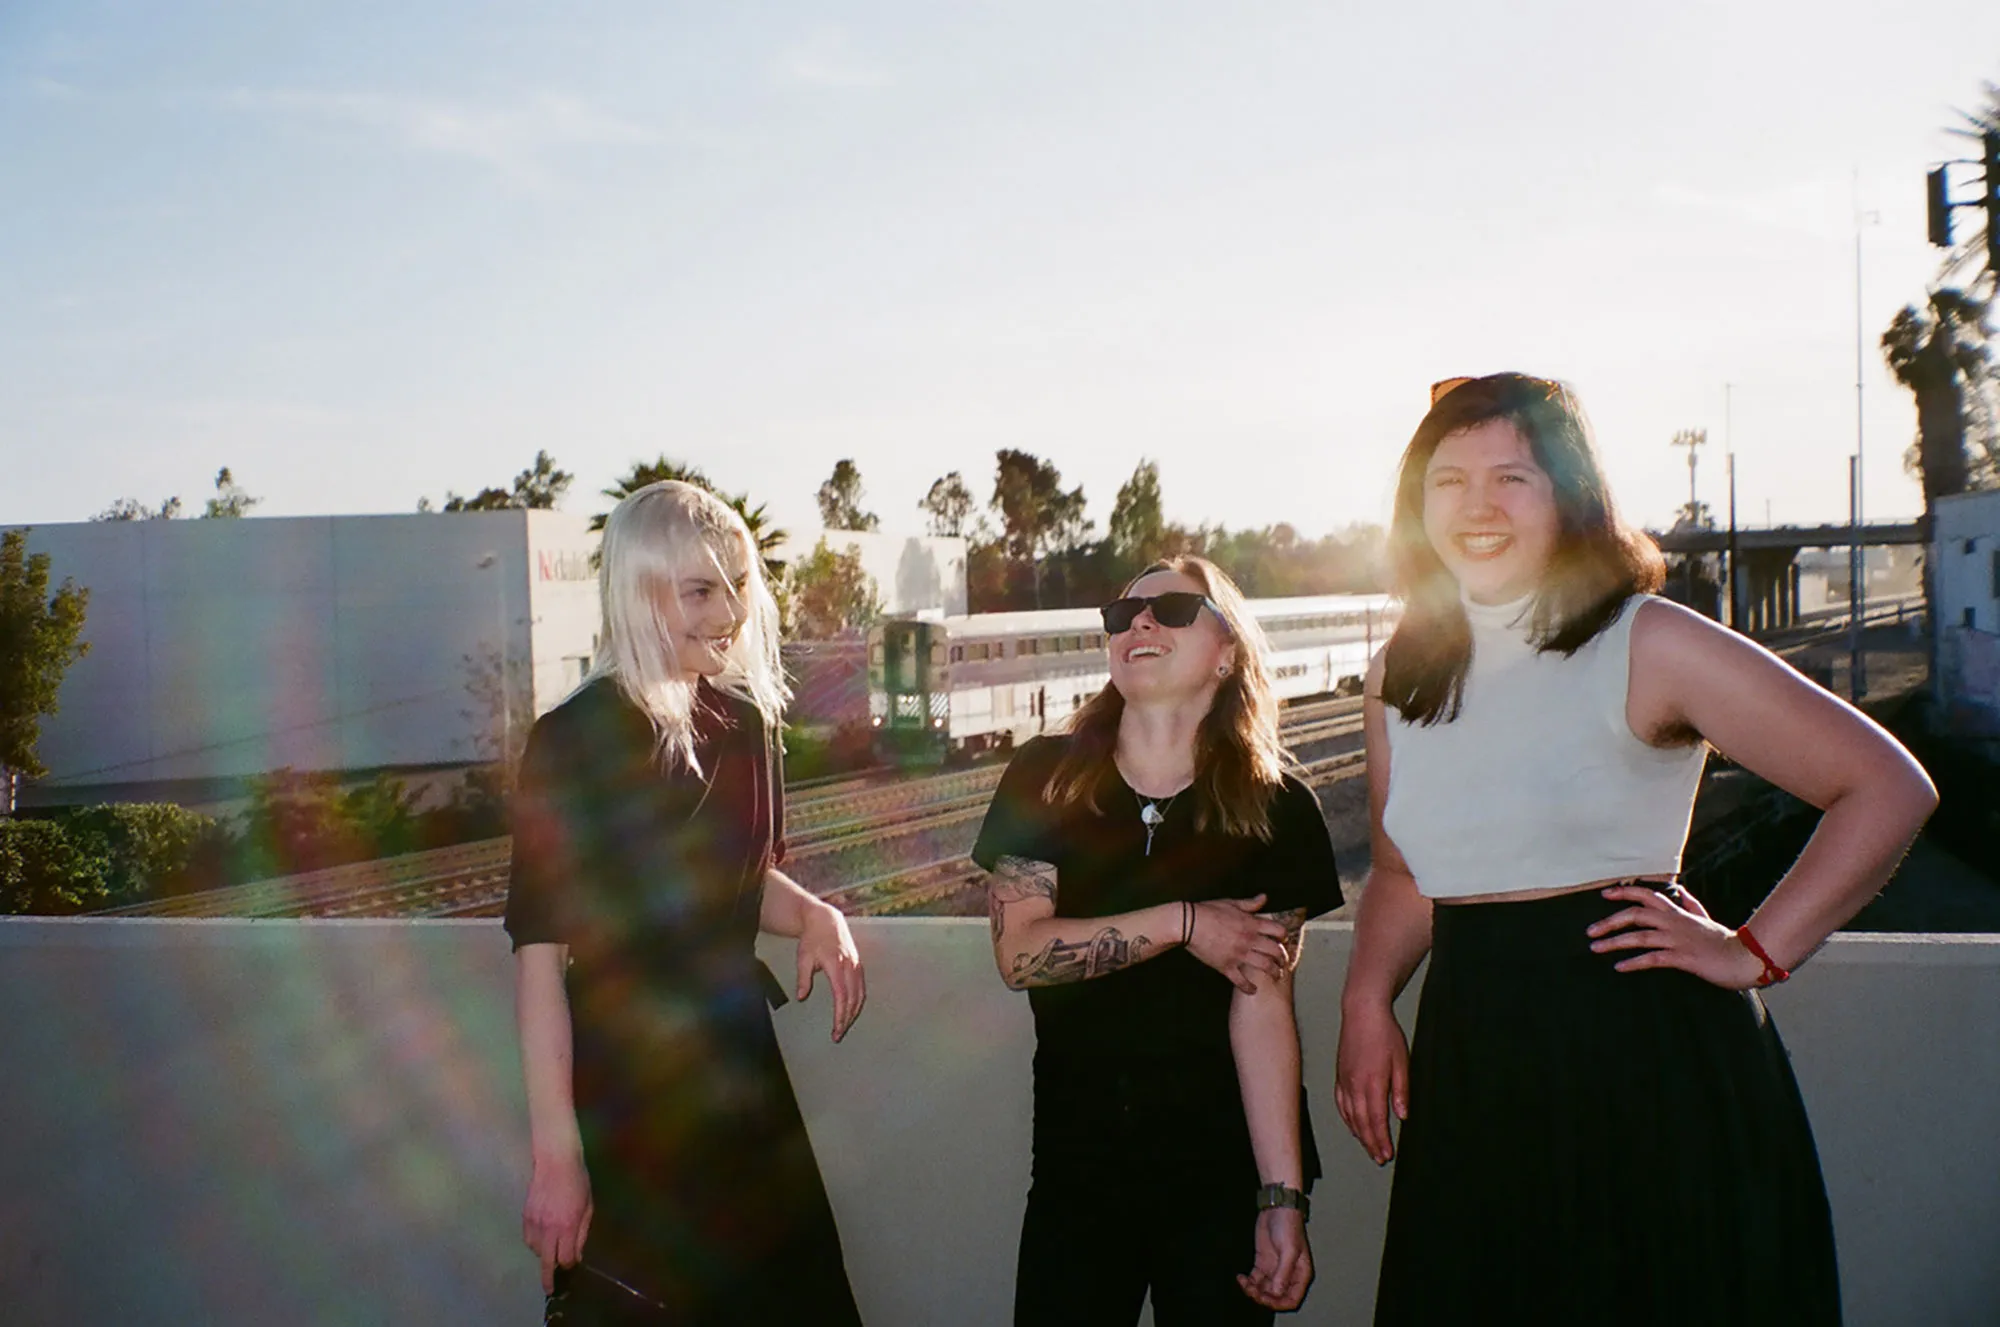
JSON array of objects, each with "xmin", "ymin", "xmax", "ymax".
[{"xmin": 1735, "ymin": 925, "xmax": 1790, "ymax": 987}]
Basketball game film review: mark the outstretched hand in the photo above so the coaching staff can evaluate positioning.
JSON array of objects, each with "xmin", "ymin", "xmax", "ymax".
[
  {"xmin": 796, "ymin": 901, "xmax": 867, "ymax": 1041},
  {"xmin": 1586, "ymin": 884, "xmax": 1764, "ymax": 990},
  {"xmin": 1186, "ymin": 894, "xmax": 1291, "ymax": 994}
]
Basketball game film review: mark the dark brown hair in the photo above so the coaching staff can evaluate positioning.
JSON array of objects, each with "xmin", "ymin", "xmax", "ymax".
[
  {"xmin": 1380, "ymin": 373, "xmax": 1664, "ymax": 726},
  {"xmin": 1044, "ymin": 556, "xmax": 1289, "ymax": 841}
]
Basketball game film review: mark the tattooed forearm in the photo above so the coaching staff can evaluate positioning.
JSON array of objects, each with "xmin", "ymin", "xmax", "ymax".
[
  {"xmin": 987, "ymin": 855, "xmax": 1057, "ymax": 944},
  {"xmin": 1264, "ymin": 907, "xmax": 1309, "ymax": 972},
  {"xmin": 1008, "ymin": 928, "xmax": 1153, "ymax": 987}
]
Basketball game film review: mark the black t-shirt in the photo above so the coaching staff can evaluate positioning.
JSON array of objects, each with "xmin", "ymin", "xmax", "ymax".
[{"xmin": 971, "ymin": 734, "xmax": 1342, "ymax": 1165}]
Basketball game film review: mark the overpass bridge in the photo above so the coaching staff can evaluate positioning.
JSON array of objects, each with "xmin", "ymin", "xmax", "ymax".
[{"xmin": 1646, "ymin": 520, "xmax": 1925, "ymax": 634}]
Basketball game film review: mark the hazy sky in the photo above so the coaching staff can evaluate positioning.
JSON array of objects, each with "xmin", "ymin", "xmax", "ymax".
[{"xmin": 4, "ymin": 2, "xmax": 1996, "ymax": 550}]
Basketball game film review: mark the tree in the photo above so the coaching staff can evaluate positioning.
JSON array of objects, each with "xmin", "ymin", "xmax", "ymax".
[
  {"xmin": 816, "ymin": 459, "xmax": 880, "ymax": 532},
  {"xmin": 0, "ymin": 530, "xmax": 90, "ymax": 814},
  {"xmin": 201, "ymin": 466, "xmax": 261, "ymax": 519},
  {"xmin": 593, "ymin": 456, "xmax": 788, "ymax": 579},
  {"xmin": 437, "ymin": 450, "xmax": 574, "ymax": 513},
  {"xmin": 93, "ymin": 495, "xmax": 182, "ymax": 521},
  {"xmin": 1108, "ymin": 459, "xmax": 1166, "ymax": 571},
  {"xmin": 991, "ymin": 449, "xmax": 1092, "ymax": 608},
  {"xmin": 509, "ymin": 450, "xmax": 573, "ymax": 510},
  {"xmin": 920, "ymin": 472, "xmax": 976, "ymax": 538},
  {"xmin": 786, "ymin": 539, "xmax": 883, "ymax": 640},
  {"xmin": 1883, "ymin": 288, "xmax": 1994, "ymax": 502}
]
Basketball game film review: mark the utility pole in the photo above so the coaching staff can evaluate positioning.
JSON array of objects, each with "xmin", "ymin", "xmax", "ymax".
[{"xmin": 1724, "ymin": 385, "xmax": 1739, "ymax": 630}]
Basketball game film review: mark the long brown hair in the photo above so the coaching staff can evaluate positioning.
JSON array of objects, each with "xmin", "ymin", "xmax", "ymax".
[
  {"xmin": 1044, "ymin": 556, "xmax": 1289, "ymax": 841},
  {"xmin": 1381, "ymin": 373, "xmax": 1664, "ymax": 726}
]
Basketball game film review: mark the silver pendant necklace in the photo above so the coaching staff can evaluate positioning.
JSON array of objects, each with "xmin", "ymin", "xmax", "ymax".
[{"xmin": 1138, "ymin": 790, "xmax": 1182, "ymax": 856}]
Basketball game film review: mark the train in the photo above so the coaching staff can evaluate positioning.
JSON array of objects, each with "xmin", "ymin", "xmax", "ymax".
[{"xmin": 868, "ymin": 593, "xmax": 1400, "ymax": 760}]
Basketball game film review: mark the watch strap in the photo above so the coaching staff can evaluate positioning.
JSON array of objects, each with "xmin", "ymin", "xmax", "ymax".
[{"xmin": 1254, "ymin": 1183, "xmax": 1309, "ymax": 1219}]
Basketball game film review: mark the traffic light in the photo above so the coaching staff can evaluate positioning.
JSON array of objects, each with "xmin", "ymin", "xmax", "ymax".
[
  {"xmin": 1927, "ymin": 166, "xmax": 1952, "ymax": 247},
  {"xmin": 1985, "ymin": 131, "xmax": 2000, "ymax": 276}
]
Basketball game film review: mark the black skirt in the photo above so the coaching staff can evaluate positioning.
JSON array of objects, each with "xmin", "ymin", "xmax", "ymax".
[{"xmin": 1374, "ymin": 886, "xmax": 1841, "ymax": 1326}]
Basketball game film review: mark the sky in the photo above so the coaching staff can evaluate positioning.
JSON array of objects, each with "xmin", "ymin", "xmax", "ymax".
[{"xmin": 3, "ymin": 2, "xmax": 1997, "ymax": 551}]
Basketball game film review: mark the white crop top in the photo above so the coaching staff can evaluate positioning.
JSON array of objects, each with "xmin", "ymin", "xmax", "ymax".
[{"xmin": 1381, "ymin": 593, "xmax": 1706, "ymax": 899}]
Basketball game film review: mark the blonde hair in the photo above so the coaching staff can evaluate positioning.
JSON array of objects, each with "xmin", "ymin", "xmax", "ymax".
[
  {"xmin": 1045, "ymin": 556, "xmax": 1290, "ymax": 840},
  {"xmin": 588, "ymin": 481, "xmax": 789, "ymax": 772}
]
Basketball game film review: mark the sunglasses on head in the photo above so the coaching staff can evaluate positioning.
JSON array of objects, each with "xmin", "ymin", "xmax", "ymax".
[{"xmin": 1100, "ymin": 592, "xmax": 1223, "ymax": 635}]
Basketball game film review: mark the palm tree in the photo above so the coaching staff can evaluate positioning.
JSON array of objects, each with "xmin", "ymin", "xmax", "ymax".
[
  {"xmin": 1881, "ymin": 288, "xmax": 1993, "ymax": 504},
  {"xmin": 593, "ymin": 456, "xmax": 788, "ymax": 578}
]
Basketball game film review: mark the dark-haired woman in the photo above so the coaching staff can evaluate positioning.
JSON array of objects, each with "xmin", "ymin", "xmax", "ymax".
[
  {"xmin": 972, "ymin": 557, "xmax": 1345, "ymax": 1326},
  {"xmin": 1335, "ymin": 373, "xmax": 1936, "ymax": 1325}
]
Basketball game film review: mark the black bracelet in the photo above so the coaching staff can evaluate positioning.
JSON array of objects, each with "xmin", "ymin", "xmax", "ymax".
[{"xmin": 1181, "ymin": 900, "xmax": 1194, "ymax": 948}]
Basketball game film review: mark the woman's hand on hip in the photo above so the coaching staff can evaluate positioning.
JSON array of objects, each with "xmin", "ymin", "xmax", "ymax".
[
  {"xmin": 1587, "ymin": 884, "xmax": 1765, "ymax": 990},
  {"xmin": 1238, "ymin": 1207, "xmax": 1313, "ymax": 1311},
  {"xmin": 797, "ymin": 900, "xmax": 868, "ymax": 1041},
  {"xmin": 1186, "ymin": 894, "xmax": 1291, "ymax": 994},
  {"xmin": 523, "ymin": 1150, "xmax": 592, "ymax": 1294},
  {"xmin": 1335, "ymin": 997, "xmax": 1409, "ymax": 1165}
]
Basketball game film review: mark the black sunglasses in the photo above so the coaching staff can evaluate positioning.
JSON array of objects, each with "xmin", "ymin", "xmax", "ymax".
[{"xmin": 1100, "ymin": 592, "xmax": 1224, "ymax": 635}]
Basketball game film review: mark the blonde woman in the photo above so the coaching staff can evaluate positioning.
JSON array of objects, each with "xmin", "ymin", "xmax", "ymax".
[
  {"xmin": 506, "ymin": 482, "xmax": 865, "ymax": 1326},
  {"xmin": 972, "ymin": 557, "xmax": 1344, "ymax": 1325}
]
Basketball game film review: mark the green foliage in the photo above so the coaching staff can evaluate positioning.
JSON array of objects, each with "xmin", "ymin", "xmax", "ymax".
[
  {"xmin": 0, "ymin": 819, "xmax": 105, "ymax": 914},
  {"xmin": 1883, "ymin": 288, "xmax": 1994, "ymax": 498},
  {"xmin": 816, "ymin": 459, "xmax": 880, "ymax": 531},
  {"xmin": 55, "ymin": 803, "xmax": 216, "ymax": 899},
  {"xmin": 437, "ymin": 450, "xmax": 574, "ymax": 513},
  {"xmin": 787, "ymin": 539, "xmax": 883, "ymax": 640},
  {"xmin": 231, "ymin": 770, "xmax": 425, "ymax": 880},
  {"xmin": 593, "ymin": 456, "xmax": 788, "ymax": 578},
  {"xmin": 0, "ymin": 529, "xmax": 90, "ymax": 784},
  {"xmin": 919, "ymin": 472, "xmax": 976, "ymax": 538},
  {"xmin": 1108, "ymin": 459, "xmax": 1165, "ymax": 567},
  {"xmin": 201, "ymin": 467, "xmax": 261, "ymax": 519},
  {"xmin": 93, "ymin": 496, "xmax": 182, "ymax": 521}
]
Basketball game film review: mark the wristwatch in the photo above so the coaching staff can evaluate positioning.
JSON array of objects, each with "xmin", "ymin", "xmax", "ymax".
[{"xmin": 1255, "ymin": 1183, "xmax": 1310, "ymax": 1220}]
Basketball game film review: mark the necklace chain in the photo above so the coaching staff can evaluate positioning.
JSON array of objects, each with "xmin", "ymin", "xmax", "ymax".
[{"xmin": 1139, "ymin": 789, "xmax": 1182, "ymax": 856}]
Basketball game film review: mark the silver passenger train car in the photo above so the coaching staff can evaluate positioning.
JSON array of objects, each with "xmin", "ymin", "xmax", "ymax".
[{"xmin": 868, "ymin": 593, "xmax": 1400, "ymax": 760}]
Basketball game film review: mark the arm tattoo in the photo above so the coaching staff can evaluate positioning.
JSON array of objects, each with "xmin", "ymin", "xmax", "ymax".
[
  {"xmin": 987, "ymin": 854, "xmax": 1056, "ymax": 944},
  {"xmin": 1008, "ymin": 927, "xmax": 1153, "ymax": 987},
  {"xmin": 1263, "ymin": 907, "xmax": 1309, "ymax": 972}
]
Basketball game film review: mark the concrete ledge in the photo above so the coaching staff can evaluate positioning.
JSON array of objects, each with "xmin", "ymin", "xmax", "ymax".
[{"xmin": 0, "ymin": 920, "xmax": 1994, "ymax": 1325}]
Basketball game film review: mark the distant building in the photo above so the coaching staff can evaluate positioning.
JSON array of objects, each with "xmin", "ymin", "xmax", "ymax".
[
  {"xmin": 805, "ymin": 529, "xmax": 968, "ymax": 619},
  {"xmin": 1935, "ymin": 489, "xmax": 2000, "ymax": 736},
  {"xmin": 8, "ymin": 512, "xmax": 600, "ymax": 809}
]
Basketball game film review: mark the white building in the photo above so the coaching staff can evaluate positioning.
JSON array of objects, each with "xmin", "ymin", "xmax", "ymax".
[
  {"xmin": 806, "ymin": 529, "xmax": 968, "ymax": 619},
  {"xmin": 1934, "ymin": 489, "xmax": 2000, "ymax": 735},
  {"xmin": 9, "ymin": 511, "xmax": 600, "ymax": 808}
]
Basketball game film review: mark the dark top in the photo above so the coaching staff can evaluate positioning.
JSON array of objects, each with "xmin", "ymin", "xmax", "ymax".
[
  {"xmin": 971, "ymin": 734, "xmax": 1343, "ymax": 1174},
  {"xmin": 503, "ymin": 678, "xmax": 858, "ymax": 1322}
]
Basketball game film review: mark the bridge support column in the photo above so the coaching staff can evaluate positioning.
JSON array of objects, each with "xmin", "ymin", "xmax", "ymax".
[{"xmin": 1739, "ymin": 548, "xmax": 1799, "ymax": 636}]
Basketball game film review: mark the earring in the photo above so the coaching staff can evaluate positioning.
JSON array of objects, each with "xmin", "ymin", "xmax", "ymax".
[{"xmin": 1216, "ymin": 665, "xmax": 1229, "ymax": 678}]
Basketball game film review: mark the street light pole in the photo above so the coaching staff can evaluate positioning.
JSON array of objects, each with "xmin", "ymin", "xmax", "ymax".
[{"xmin": 1851, "ymin": 176, "xmax": 1878, "ymax": 698}]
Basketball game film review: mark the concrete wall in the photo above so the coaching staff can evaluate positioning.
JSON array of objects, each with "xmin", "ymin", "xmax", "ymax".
[
  {"xmin": 0, "ymin": 920, "xmax": 1994, "ymax": 1326},
  {"xmin": 1935, "ymin": 490, "xmax": 2000, "ymax": 730},
  {"xmin": 10, "ymin": 513, "xmax": 598, "ymax": 804}
]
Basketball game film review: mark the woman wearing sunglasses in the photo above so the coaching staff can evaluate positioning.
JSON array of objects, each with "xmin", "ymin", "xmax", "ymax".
[
  {"xmin": 972, "ymin": 556, "xmax": 1344, "ymax": 1325},
  {"xmin": 1337, "ymin": 374, "xmax": 1936, "ymax": 1324},
  {"xmin": 505, "ymin": 482, "xmax": 865, "ymax": 1326}
]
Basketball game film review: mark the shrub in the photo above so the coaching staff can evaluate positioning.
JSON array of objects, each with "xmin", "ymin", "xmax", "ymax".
[{"xmin": 0, "ymin": 819, "xmax": 111, "ymax": 915}]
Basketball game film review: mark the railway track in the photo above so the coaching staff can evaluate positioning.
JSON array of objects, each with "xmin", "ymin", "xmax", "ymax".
[{"xmin": 96, "ymin": 596, "xmax": 1904, "ymax": 924}]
